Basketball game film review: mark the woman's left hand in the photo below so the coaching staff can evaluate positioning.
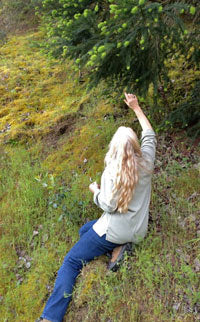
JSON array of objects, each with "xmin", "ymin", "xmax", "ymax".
[{"xmin": 89, "ymin": 182, "xmax": 100, "ymax": 194}]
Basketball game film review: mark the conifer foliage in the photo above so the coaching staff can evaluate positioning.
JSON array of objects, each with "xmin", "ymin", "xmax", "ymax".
[{"xmin": 39, "ymin": 0, "xmax": 199, "ymax": 94}]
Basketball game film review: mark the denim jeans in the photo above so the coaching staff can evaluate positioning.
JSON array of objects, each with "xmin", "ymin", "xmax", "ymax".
[{"xmin": 41, "ymin": 220, "xmax": 120, "ymax": 322}]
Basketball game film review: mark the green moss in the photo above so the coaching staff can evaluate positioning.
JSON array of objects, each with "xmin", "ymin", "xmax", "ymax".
[
  {"xmin": 0, "ymin": 29, "xmax": 199, "ymax": 322},
  {"xmin": 0, "ymin": 32, "xmax": 88, "ymax": 144}
]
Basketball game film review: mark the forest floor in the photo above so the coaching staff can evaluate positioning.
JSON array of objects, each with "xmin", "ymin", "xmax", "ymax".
[{"xmin": 0, "ymin": 31, "xmax": 199, "ymax": 322}]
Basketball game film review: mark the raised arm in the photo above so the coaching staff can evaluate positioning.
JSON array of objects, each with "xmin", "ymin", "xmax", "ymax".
[
  {"xmin": 124, "ymin": 93, "xmax": 156, "ymax": 165},
  {"xmin": 124, "ymin": 93, "xmax": 153, "ymax": 131}
]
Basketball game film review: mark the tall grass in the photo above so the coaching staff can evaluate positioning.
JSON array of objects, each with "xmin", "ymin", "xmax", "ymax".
[
  {"xmin": 67, "ymin": 164, "xmax": 200, "ymax": 322},
  {"xmin": 0, "ymin": 146, "xmax": 199, "ymax": 321},
  {"xmin": 1, "ymin": 148, "xmax": 47, "ymax": 249},
  {"xmin": 0, "ymin": 147, "xmax": 84, "ymax": 320}
]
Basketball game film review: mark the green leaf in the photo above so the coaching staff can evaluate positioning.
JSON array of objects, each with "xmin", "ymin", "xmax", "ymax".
[
  {"xmin": 139, "ymin": 0, "xmax": 146, "ymax": 6},
  {"xmin": 190, "ymin": 6, "xmax": 196, "ymax": 15},
  {"xmin": 131, "ymin": 7, "xmax": 138, "ymax": 14}
]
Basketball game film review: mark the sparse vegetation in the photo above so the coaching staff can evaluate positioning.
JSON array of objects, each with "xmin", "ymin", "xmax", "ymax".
[{"xmin": 0, "ymin": 0, "xmax": 40, "ymax": 35}]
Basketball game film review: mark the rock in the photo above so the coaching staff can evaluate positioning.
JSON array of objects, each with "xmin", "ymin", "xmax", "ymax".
[
  {"xmin": 25, "ymin": 262, "xmax": 31, "ymax": 269},
  {"xmin": 33, "ymin": 230, "xmax": 39, "ymax": 237}
]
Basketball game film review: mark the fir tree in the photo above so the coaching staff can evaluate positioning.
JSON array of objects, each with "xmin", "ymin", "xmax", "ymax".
[{"xmin": 39, "ymin": 0, "xmax": 199, "ymax": 95}]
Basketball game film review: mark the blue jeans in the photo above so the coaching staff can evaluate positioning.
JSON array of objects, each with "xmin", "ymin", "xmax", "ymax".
[{"xmin": 41, "ymin": 220, "xmax": 120, "ymax": 322}]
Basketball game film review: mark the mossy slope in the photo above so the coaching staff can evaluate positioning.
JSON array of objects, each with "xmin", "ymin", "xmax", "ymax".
[{"xmin": 0, "ymin": 32, "xmax": 199, "ymax": 322}]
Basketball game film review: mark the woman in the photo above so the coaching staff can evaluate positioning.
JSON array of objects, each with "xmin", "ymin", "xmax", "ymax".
[{"xmin": 38, "ymin": 93, "xmax": 156, "ymax": 322}]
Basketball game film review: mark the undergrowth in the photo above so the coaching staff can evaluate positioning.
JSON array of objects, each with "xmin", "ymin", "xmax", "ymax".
[
  {"xmin": 67, "ymin": 163, "xmax": 200, "ymax": 322},
  {"xmin": 0, "ymin": 32, "xmax": 199, "ymax": 321}
]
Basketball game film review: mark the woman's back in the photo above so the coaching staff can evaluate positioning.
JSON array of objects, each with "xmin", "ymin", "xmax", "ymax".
[{"xmin": 93, "ymin": 128, "xmax": 157, "ymax": 244}]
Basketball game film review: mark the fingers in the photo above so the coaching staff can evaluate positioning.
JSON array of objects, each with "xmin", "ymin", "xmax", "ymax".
[
  {"xmin": 124, "ymin": 92, "xmax": 137, "ymax": 100},
  {"xmin": 124, "ymin": 92, "xmax": 129, "ymax": 100},
  {"xmin": 91, "ymin": 181, "xmax": 98, "ymax": 187}
]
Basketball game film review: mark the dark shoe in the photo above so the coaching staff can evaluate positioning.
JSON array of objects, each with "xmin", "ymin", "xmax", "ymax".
[{"xmin": 108, "ymin": 243, "xmax": 132, "ymax": 272}]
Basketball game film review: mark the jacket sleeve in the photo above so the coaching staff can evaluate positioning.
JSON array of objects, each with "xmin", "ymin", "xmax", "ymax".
[
  {"xmin": 93, "ymin": 169, "xmax": 118, "ymax": 213},
  {"xmin": 141, "ymin": 129, "xmax": 157, "ymax": 165}
]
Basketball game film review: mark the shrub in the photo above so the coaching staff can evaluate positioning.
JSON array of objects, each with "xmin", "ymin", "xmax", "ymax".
[
  {"xmin": 167, "ymin": 80, "xmax": 200, "ymax": 138},
  {"xmin": 39, "ymin": 0, "xmax": 200, "ymax": 95}
]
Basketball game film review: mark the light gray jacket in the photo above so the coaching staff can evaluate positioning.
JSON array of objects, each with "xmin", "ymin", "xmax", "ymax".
[{"xmin": 93, "ymin": 129, "xmax": 157, "ymax": 244}]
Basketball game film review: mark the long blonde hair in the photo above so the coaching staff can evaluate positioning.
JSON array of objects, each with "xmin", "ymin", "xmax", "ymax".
[{"xmin": 105, "ymin": 126, "xmax": 143, "ymax": 213}]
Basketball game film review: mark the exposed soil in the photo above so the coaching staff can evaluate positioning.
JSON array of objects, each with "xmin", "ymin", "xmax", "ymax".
[{"xmin": 42, "ymin": 113, "xmax": 78, "ymax": 150}]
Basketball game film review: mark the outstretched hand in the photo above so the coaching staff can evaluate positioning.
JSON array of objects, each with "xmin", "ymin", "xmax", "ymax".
[
  {"xmin": 124, "ymin": 92, "xmax": 153, "ymax": 131},
  {"xmin": 124, "ymin": 92, "xmax": 140, "ymax": 112}
]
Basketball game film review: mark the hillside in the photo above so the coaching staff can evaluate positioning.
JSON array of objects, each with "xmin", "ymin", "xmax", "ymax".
[{"xmin": 0, "ymin": 31, "xmax": 199, "ymax": 321}]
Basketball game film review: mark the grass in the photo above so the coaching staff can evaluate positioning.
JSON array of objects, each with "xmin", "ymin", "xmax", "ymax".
[
  {"xmin": 1, "ymin": 148, "xmax": 198, "ymax": 321},
  {"xmin": 67, "ymin": 164, "xmax": 200, "ymax": 322},
  {"xmin": 0, "ymin": 31, "xmax": 199, "ymax": 321}
]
